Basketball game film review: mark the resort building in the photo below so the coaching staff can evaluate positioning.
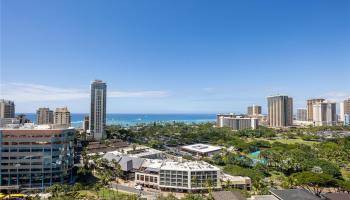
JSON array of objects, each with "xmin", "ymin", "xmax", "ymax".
[
  {"xmin": 339, "ymin": 98, "xmax": 350, "ymax": 122},
  {"xmin": 181, "ymin": 143, "xmax": 222, "ymax": 157},
  {"xmin": 267, "ymin": 95, "xmax": 293, "ymax": 127},
  {"xmin": 217, "ymin": 115, "xmax": 258, "ymax": 130},
  {"xmin": 89, "ymin": 80, "xmax": 107, "ymax": 140},
  {"xmin": 36, "ymin": 108, "xmax": 54, "ymax": 125},
  {"xmin": 296, "ymin": 108, "xmax": 307, "ymax": 121},
  {"xmin": 247, "ymin": 105, "xmax": 262, "ymax": 116},
  {"xmin": 54, "ymin": 107, "xmax": 71, "ymax": 126},
  {"xmin": 0, "ymin": 99, "xmax": 15, "ymax": 118},
  {"xmin": 135, "ymin": 160, "xmax": 221, "ymax": 192},
  {"xmin": 312, "ymin": 101, "xmax": 336, "ymax": 126},
  {"xmin": 307, "ymin": 98, "xmax": 325, "ymax": 121},
  {"xmin": 0, "ymin": 124, "xmax": 75, "ymax": 191},
  {"xmin": 83, "ymin": 115, "xmax": 89, "ymax": 131}
]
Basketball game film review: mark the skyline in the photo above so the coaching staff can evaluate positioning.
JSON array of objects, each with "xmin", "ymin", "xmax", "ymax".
[{"xmin": 1, "ymin": 0, "xmax": 350, "ymax": 113}]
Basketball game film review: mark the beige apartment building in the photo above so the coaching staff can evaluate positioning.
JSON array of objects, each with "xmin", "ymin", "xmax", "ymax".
[
  {"xmin": 36, "ymin": 108, "xmax": 54, "ymax": 125},
  {"xmin": 267, "ymin": 95, "xmax": 293, "ymax": 127},
  {"xmin": 0, "ymin": 99, "xmax": 15, "ymax": 118},
  {"xmin": 54, "ymin": 107, "xmax": 71, "ymax": 126},
  {"xmin": 313, "ymin": 101, "xmax": 336, "ymax": 126},
  {"xmin": 339, "ymin": 98, "xmax": 350, "ymax": 122},
  {"xmin": 307, "ymin": 98, "xmax": 325, "ymax": 121},
  {"xmin": 247, "ymin": 105, "xmax": 262, "ymax": 116}
]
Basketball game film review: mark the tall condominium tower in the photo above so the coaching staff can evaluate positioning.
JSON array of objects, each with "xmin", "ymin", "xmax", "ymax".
[
  {"xmin": 307, "ymin": 98, "xmax": 325, "ymax": 121},
  {"xmin": 54, "ymin": 107, "xmax": 71, "ymax": 126},
  {"xmin": 247, "ymin": 105, "xmax": 262, "ymax": 116},
  {"xmin": 267, "ymin": 95, "xmax": 293, "ymax": 127},
  {"xmin": 312, "ymin": 101, "xmax": 336, "ymax": 126},
  {"xmin": 36, "ymin": 107, "xmax": 54, "ymax": 125},
  {"xmin": 89, "ymin": 80, "xmax": 107, "ymax": 140},
  {"xmin": 296, "ymin": 108, "xmax": 307, "ymax": 121},
  {"xmin": 0, "ymin": 99, "xmax": 15, "ymax": 118},
  {"xmin": 339, "ymin": 98, "xmax": 350, "ymax": 122}
]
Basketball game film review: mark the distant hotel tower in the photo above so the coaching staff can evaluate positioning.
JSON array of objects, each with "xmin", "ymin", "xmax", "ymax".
[
  {"xmin": 312, "ymin": 101, "xmax": 336, "ymax": 126},
  {"xmin": 36, "ymin": 107, "xmax": 54, "ymax": 125},
  {"xmin": 54, "ymin": 107, "xmax": 71, "ymax": 126},
  {"xmin": 89, "ymin": 80, "xmax": 107, "ymax": 140},
  {"xmin": 0, "ymin": 99, "xmax": 15, "ymax": 118},
  {"xmin": 247, "ymin": 105, "xmax": 262, "ymax": 116},
  {"xmin": 296, "ymin": 108, "xmax": 307, "ymax": 121},
  {"xmin": 267, "ymin": 95, "xmax": 293, "ymax": 127},
  {"xmin": 306, "ymin": 98, "xmax": 325, "ymax": 121}
]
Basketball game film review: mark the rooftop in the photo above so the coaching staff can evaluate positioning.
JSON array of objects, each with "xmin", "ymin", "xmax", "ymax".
[
  {"xmin": 0, "ymin": 123, "xmax": 74, "ymax": 130},
  {"xmin": 269, "ymin": 189, "xmax": 320, "ymax": 200},
  {"xmin": 182, "ymin": 143, "xmax": 222, "ymax": 153},
  {"xmin": 212, "ymin": 191, "xmax": 246, "ymax": 200},
  {"xmin": 322, "ymin": 193, "xmax": 350, "ymax": 200},
  {"xmin": 160, "ymin": 161, "xmax": 220, "ymax": 171}
]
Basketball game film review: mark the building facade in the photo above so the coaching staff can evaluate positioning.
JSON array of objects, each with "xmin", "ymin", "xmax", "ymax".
[
  {"xmin": 36, "ymin": 108, "xmax": 54, "ymax": 125},
  {"xmin": 247, "ymin": 105, "xmax": 262, "ymax": 116},
  {"xmin": 339, "ymin": 98, "xmax": 350, "ymax": 122},
  {"xmin": 0, "ymin": 124, "xmax": 75, "ymax": 191},
  {"xmin": 54, "ymin": 107, "xmax": 71, "ymax": 126},
  {"xmin": 89, "ymin": 80, "xmax": 107, "ymax": 140},
  {"xmin": 0, "ymin": 99, "xmax": 15, "ymax": 119},
  {"xmin": 267, "ymin": 95, "xmax": 293, "ymax": 127},
  {"xmin": 307, "ymin": 98, "xmax": 325, "ymax": 121},
  {"xmin": 83, "ymin": 116, "xmax": 89, "ymax": 131},
  {"xmin": 296, "ymin": 108, "xmax": 307, "ymax": 121},
  {"xmin": 312, "ymin": 101, "xmax": 336, "ymax": 126},
  {"xmin": 217, "ymin": 115, "xmax": 258, "ymax": 130}
]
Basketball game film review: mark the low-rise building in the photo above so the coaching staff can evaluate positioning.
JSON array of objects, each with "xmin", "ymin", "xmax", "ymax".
[{"xmin": 181, "ymin": 143, "xmax": 222, "ymax": 157}]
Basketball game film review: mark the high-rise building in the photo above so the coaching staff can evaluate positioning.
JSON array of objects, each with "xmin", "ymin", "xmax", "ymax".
[
  {"xmin": 339, "ymin": 98, "xmax": 350, "ymax": 122},
  {"xmin": 344, "ymin": 114, "xmax": 350, "ymax": 126},
  {"xmin": 247, "ymin": 105, "xmax": 262, "ymax": 116},
  {"xmin": 0, "ymin": 124, "xmax": 75, "ymax": 191},
  {"xmin": 89, "ymin": 80, "xmax": 107, "ymax": 140},
  {"xmin": 296, "ymin": 108, "xmax": 307, "ymax": 121},
  {"xmin": 83, "ymin": 115, "xmax": 89, "ymax": 131},
  {"xmin": 36, "ymin": 108, "xmax": 54, "ymax": 125},
  {"xmin": 54, "ymin": 107, "xmax": 71, "ymax": 126},
  {"xmin": 307, "ymin": 98, "xmax": 325, "ymax": 121},
  {"xmin": 267, "ymin": 95, "xmax": 293, "ymax": 127},
  {"xmin": 0, "ymin": 99, "xmax": 15, "ymax": 118},
  {"xmin": 312, "ymin": 101, "xmax": 336, "ymax": 126}
]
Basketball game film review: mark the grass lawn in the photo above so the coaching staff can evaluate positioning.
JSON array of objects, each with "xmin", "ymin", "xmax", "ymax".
[{"xmin": 78, "ymin": 188, "xmax": 137, "ymax": 200}]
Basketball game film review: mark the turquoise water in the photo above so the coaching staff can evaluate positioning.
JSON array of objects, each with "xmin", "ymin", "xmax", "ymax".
[
  {"xmin": 248, "ymin": 150, "xmax": 267, "ymax": 165},
  {"xmin": 21, "ymin": 113, "xmax": 216, "ymax": 128}
]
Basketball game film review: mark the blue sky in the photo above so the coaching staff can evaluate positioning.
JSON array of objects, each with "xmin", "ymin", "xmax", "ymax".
[{"xmin": 1, "ymin": 0, "xmax": 350, "ymax": 113}]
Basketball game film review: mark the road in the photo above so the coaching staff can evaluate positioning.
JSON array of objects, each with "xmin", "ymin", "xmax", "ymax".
[{"xmin": 110, "ymin": 182, "xmax": 159, "ymax": 199}]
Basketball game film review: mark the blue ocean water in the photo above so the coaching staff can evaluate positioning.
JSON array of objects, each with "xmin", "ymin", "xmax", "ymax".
[{"xmin": 21, "ymin": 113, "xmax": 216, "ymax": 128}]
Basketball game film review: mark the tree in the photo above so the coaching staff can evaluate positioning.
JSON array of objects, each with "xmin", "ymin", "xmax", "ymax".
[{"xmin": 290, "ymin": 171, "xmax": 338, "ymax": 196}]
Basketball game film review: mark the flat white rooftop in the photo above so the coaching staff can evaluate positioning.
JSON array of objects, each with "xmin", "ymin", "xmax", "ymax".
[
  {"xmin": 0, "ymin": 123, "xmax": 74, "ymax": 130},
  {"xmin": 182, "ymin": 143, "xmax": 222, "ymax": 154},
  {"xmin": 160, "ymin": 161, "xmax": 220, "ymax": 171},
  {"xmin": 108, "ymin": 146, "xmax": 162, "ymax": 158}
]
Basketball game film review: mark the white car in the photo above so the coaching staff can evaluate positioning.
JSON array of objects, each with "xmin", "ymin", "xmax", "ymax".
[{"xmin": 134, "ymin": 185, "xmax": 143, "ymax": 190}]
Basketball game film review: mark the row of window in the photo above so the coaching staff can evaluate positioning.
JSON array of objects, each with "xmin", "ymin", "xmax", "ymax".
[
  {"xmin": 136, "ymin": 174, "xmax": 158, "ymax": 183},
  {"xmin": 2, "ymin": 141, "xmax": 67, "ymax": 145}
]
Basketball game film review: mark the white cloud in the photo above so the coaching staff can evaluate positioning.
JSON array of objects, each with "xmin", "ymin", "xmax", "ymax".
[
  {"xmin": 0, "ymin": 82, "xmax": 169, "ymax": 102},
  {"xmin": 323, "ymin": 91, "xmax": 350, "ymax": 102}
]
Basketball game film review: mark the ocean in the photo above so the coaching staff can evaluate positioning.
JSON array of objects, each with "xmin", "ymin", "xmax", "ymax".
[{"xmin": 22, "ymin": 113, "xmax": 216, "ymax": 128}]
